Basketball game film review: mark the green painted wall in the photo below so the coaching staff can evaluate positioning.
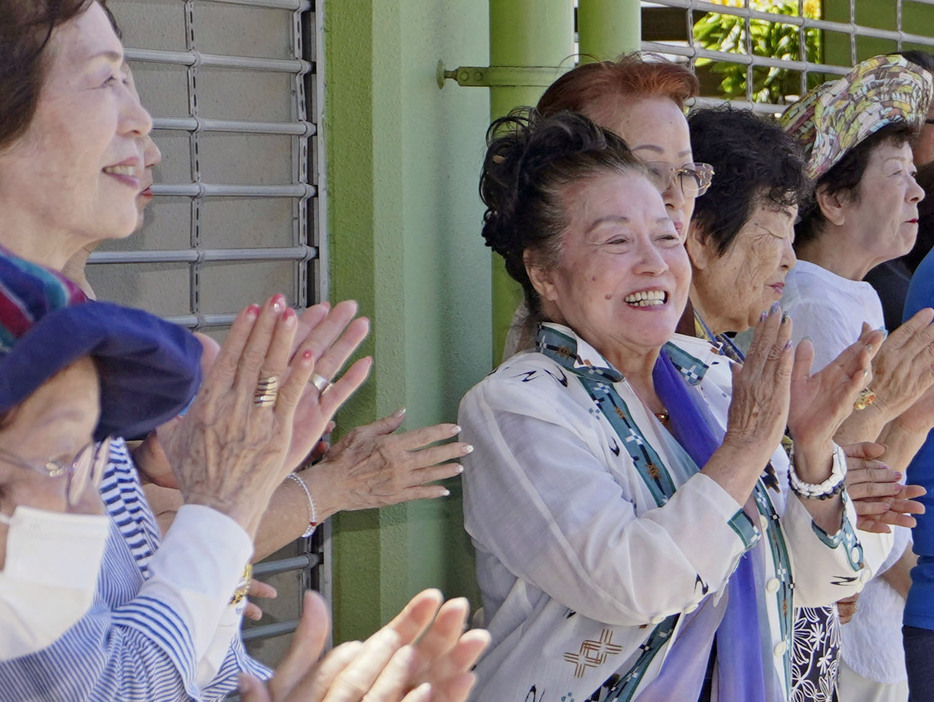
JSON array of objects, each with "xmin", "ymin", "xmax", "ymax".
[{"xmin": 324, "ymin": 0, "xmax": 491, "ymax": 642}]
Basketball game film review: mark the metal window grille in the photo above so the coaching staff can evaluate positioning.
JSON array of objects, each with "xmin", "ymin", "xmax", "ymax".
[
  {"xmin": 99, "ymin": 0, "xmax": 326, "ymax": 668},
  {"xmin": 640, "ymin": 0, "xmax": 934, "ymax": 113}
]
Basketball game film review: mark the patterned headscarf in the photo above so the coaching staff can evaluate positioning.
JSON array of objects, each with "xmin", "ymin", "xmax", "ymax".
[
  {"xmin": 0, "ymin": 249, "xmax": 202, "ymax": 440},
  {"xmin": 780, "ymin": 54, "xmax": 933, "ymax": 180}
]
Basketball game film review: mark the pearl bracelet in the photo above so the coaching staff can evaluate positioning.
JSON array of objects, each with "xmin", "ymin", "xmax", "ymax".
[
  {"xmin": 285, "ymin": 473, "xmax": 318, "ymax": 538},
  {"xmin": 788, "ymin": 443, "xmax": 847, "ymax": 500}
]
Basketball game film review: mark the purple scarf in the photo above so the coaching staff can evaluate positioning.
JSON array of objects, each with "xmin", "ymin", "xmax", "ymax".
[{"xmin": 640, "ymin": 349, "xmax": 768, "ymax": 702}]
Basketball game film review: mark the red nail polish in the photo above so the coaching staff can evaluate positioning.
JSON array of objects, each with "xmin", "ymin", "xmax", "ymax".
[
  {"xmin": 246, "ymin": 304, "xmax": 260, "ymax": 318},
  {"xmin": 302, "ymin": 349, "xmax": 314, "ymax": 362}
]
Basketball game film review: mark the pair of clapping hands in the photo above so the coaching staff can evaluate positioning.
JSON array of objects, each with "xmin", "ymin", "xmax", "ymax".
[
  {"xmin": 142, "ymin": 296, "xmax": 489, "ymax": 699},
  {"xmin": 239, "ymin": 590, "xmax": 489, "ymax": 702}
]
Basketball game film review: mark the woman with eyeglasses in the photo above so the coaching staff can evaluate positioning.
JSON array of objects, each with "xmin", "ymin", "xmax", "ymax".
[{"xmin": 0, "ymin": 254, "xmax": 198, "ymax": 661}]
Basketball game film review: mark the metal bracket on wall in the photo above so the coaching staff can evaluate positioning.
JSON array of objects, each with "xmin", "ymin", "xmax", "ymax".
[{"xmin": 436, "ymin": 61, "xmax": 568, "ymax": 89}]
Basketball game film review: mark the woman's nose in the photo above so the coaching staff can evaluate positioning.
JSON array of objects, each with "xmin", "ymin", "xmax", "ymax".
[{"xmin": 120, "ymin": 88, "xmax": 153, "ymax": 139}]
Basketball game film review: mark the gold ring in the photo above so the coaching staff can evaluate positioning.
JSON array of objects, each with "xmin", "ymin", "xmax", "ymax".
[
  {"xmin": 854, "ymin": 387, "xmax": 876, "ymax": 411},
  {"xmin": 309, "ymin": 372, "xmax": 331, "ymax": 395},
  {"xmin": 254, "ymin": 375, "xmax": 279, "ymax": 407}
]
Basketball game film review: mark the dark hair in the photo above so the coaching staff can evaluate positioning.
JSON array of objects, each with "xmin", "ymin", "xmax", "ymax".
[
  {"xmin": 537, "ymin": 52, "xmax": 698, "ymax": 121},
  {"xmin": 0, "ymin": 0, "xmax": 95, "ymax": 151},
  {"xmin": 688, "ymin": 106, "xmax": 808, "ymax": 256},
  {"xmin": 795, "ymin": 123, "xmax": 916, "ymax": 246},
  {"xmin": 899, "ymin": 50, "xmax": 934, "ymax": 75},
  {"xmin": 480, "ymin": 108, "xmax": 648, "ymax": 315}
]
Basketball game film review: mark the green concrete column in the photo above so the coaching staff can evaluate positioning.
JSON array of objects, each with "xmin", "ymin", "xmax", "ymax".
[
  {"xmin": 578, "ymin": 0, "xmax": 641, "ymax": 63},
  {"xmin": 489, "ymin": 0, "xmax": 574, "ymax": 360}
]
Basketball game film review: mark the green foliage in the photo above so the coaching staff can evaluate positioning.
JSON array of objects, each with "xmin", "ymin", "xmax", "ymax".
[{"xmin": 693, "ymin": 0, "xmax": 822, "ymax": 104}]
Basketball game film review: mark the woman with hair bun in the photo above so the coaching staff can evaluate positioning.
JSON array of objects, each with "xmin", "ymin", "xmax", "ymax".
[
  {"xmin": 504, "ymin": 53, "xmax": 711, "ymax": 356},
  {"xmin": 459, "ymin": 108, "xmax": 892, "ymax": 701}
]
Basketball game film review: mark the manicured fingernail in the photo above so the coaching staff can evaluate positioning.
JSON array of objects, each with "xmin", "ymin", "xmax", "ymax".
[
  {"xmin": 863, "ymin": 368, "xmax": 870, "ymax": 378},
  {"xmin": 893, "ymin": 470, "xmax": 902, "ymax": 479},
  {"xmin": 272, "ymin": 294, "xmax": 285, "ymax": 312},
  {"xmin": 454, "ymin": 464, "xmax": 464, "ymax": 474},
  {"xmin": 462, "ymin": 444, "xmax": 474, "ymax": 454},
  {"xmin": 246, "ymin": 304, "xmax": 260, "ymax": 319},
  {"xmin": 393, "ymin": 407, "xmax": 406, "ymax": 418},
  {"xmin": 770, "ymin": 301, "xmax": 781, "ymax": 315},
  {"xmin": 782, "ymin": 312, "xmax": 790, "ymax": 323},
  {"xmin": 451, "ymin": 424, "xmax": 462, "ymax": 434},
  {"xmin": 302, "ymin": 349, "xmax": 314, "ymax": 362},
  {"xmin": 760, "ymin": 311, "xmax": 768, "ymax": 322},
  {"xmin": 784, "ymin": 340, "xmax": 792, "ymax": 349},
  {"xmin": 283, "ymin": 308, "xmax": 296, "ymax": 326},
  {"xmin": 440, "ymin": 488, "xmax": 451, "ymax": 497}
]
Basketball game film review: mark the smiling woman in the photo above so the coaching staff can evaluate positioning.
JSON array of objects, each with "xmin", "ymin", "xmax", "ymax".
[
  {"xmin": 0, "ymin": 1, "xmax": 150, "ymax": 270},
  {"xmin": 460, "ymin": 108, "xmax": 892, "ymax": 701}
]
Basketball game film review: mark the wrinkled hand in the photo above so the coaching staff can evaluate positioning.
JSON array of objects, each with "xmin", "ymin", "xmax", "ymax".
[
  {"xmin": 302, "ymin": 410, "xmax": 469, "ymax": 519},
  {"xmin": 238, "ymin": 590, "xmax": 490, "ymax": 702},
  {"xmin": 245, "ymin": 579, "xmax": 278, "ymax": 622},
  {"xmin": 866, "ymin": 309, "xmax": 934, "ymax": 423},
  {"xmin": 788, "ymin": 327, "xmax": 881, "ymax": 447},
  {"xmin": 843, "ymin": 442, "xmax": 926, "ymax": 533},
  {"xmin": 723, "ymin": 305, "xmax": 794, "ymax": 458},
  {"xmin": 158, "ymin": 296, "xmax": 371, "ymax": 538},
  {"xmin": 837, "ymin": 594, "xmax": 859, "ymax": 625}
]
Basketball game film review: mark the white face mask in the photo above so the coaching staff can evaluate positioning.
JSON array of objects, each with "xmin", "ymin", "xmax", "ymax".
[{"xmin": 0, "ymin": 505, "xmax": 109, "ymax": 660}]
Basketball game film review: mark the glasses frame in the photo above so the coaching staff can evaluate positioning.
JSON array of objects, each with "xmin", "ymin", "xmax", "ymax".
[
  {"xmin": 0, "ymin": 437, "xmax": 112, "ymax": 509},
  {"xmin": 643, "ymin": 161, "xmax": 715, "ymax": 198}
]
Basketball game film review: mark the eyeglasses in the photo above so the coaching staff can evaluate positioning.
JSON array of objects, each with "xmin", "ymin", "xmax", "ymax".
[
  {"xmin": 0, "ymin": 437, "xmax": 111, "ymax": 509},
  {"xmin": 644, "ymin": 161, "xmax": 715, "ymax": 197}
]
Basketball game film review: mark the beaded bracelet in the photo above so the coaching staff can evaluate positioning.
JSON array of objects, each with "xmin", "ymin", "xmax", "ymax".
[
  {"xmin": 788, "ymin": 443, "xmax": 847, "ymax": 500},
  {"xmin": 285, "ymin": 473, "xmax": 318, "ymax": 537}
]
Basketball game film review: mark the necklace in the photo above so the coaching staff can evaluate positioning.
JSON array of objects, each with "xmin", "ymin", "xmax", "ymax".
[{"xmin": 654, "ymin": 409, "xmax": 669, "ymax": 425}]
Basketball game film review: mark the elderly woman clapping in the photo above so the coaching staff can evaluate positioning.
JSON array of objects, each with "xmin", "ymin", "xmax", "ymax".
[
  {"xmin": 460, "ymin": 109, "xmax": 892, "ymax": 701},
  {"xmin": 686, "ymin": 104, "xmax": 928, "ymax": 702},
  {"xmin": 779, "ymin": 55, "xmax": 934, "ymax": 701},
  {"xmin": 0, "ymin": 255, "xmax": 199, "ymax": 660}
]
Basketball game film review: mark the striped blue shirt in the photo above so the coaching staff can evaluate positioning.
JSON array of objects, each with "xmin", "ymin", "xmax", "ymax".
[{"xmin": 0, "ymin": 439, "xmax": 270, "ymax": 700}]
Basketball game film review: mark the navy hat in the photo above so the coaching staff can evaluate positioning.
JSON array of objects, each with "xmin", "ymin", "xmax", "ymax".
[{"xmin": 0, "ymin": 252, "xmax": 202, "ymax": 441}]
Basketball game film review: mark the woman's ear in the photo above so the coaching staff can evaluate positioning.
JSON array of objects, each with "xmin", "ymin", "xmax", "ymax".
[
  {"xmin": 684, "ymin": 224, "xmax": 713, "ymax": 271},
  {"xmin": 814, "ymin": 183, "xmax": 847, "ymax": 226},
  {"xmin": 524, "ymin": 250, "xmax": 557, "ymax": 304}
]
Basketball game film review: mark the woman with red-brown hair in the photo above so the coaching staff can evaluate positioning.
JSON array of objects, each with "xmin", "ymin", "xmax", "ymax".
[{"xmin": 505, "ymin": 55, "xmax": 712, "ymax": 355}]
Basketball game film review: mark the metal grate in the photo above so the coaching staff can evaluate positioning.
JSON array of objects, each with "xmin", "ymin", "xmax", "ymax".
[
  {"xmin": 640, "ymin": 0, "xmax": 934, "ymax": 112},
  {"xmin": 99, "ymin": 0, "xmax": 326, "ymax": 669}
]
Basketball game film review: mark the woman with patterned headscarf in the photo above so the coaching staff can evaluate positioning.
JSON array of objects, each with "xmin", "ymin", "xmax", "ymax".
[{"xmin": 781, "ymin": 54, "xmax": 934, "ymax": 702}]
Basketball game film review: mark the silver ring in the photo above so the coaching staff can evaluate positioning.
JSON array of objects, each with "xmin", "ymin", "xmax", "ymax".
[{"xmin": 309, "ymin": 372, "xmax": 331, "ymax": 395}]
